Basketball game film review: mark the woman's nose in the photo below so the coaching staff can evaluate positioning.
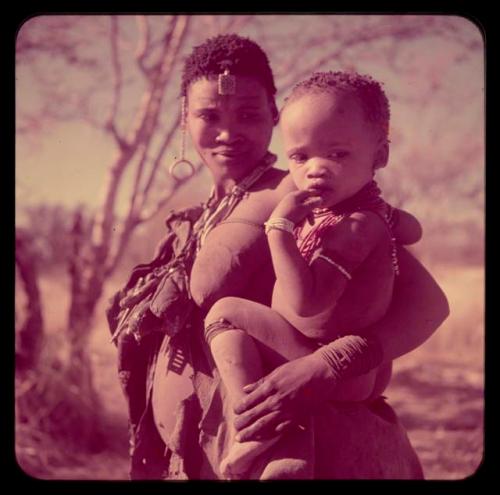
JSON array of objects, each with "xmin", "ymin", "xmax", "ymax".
[
  {"xmin": 215, "ymin": 121, "xmax": 243, "ymax": 144},
  {"xmin": 216, "ymin": 129, "xmax": 239, "ymax": 144}
]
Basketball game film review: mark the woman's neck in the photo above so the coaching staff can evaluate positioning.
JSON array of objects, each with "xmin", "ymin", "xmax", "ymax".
[
  {"xmin": 210, "ymin": 165, "xmax": 260, "ymax": 199},
  {"xmin": 212, "ymin": 175, "xmax": 239, "ymax": 199},
  {"xmin": 210, "ymin": 152, "xmax": 276, "ymax": 199}
]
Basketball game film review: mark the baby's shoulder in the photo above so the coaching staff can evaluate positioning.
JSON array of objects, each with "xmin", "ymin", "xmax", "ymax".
[
  {"xmin": 346, "ymin": 210, "xmax": 388, "ymax": 237},
  {"xmin": 323, "ymin": 210, "xmax": 388, "ymax": 252}
]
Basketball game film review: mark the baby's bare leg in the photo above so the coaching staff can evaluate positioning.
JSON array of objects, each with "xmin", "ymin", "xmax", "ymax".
[
  {"xmin": 208, "ymin": 328, "xmax": 263, "ymax": 404},
  {"xmin": 205, "ymin": 296, "xmax": 316, "ymax": 375},
  {"xmin": 204, "ymin": 297, "xmax": 316, "ymax": 479}
]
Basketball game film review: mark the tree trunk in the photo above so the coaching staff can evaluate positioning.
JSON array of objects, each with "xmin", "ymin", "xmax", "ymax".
[
  {"xmin": 15, "ymin": 230, "xmax": 44, "ymax": 373},
  {"xmin": 66, "ymin": 211, "xmax": 107, "ymax": 452}
]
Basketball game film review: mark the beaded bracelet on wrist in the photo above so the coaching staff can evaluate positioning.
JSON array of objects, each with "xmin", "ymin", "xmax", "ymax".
[{"xmin": 264, "ymin": 217, "xmax": 295, "ymax": 235}]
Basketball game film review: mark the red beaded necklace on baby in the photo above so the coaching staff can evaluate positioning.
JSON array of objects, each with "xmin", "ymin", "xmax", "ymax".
[{"xmin": 294, "ymin": 181, "xmax": 395, "ymax": 267}]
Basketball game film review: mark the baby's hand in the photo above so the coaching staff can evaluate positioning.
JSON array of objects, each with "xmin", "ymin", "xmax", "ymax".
[{"xmin": 270, "ymin": 190, "xmax": 323, "ymax": 225}]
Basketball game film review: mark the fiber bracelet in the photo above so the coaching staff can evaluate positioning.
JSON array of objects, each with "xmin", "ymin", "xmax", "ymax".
[
  {"xmin": 315, "ymin": 334, "xmax": 384, "ymax": 379},
  {"xmin": 264, "ymin": 217, "xmax": 295, "ymax": 235}
]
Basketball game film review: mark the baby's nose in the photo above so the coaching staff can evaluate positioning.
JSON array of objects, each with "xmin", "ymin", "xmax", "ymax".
[{"xmin": 306, "ymin": 164, "xmax": 328, "ymax": 178}]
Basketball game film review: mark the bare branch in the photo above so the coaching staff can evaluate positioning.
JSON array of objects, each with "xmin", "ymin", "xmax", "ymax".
[
  {"xmin": 104, "ymin": 158, "xmax": 201, "ymax": 278},
  {"xmin": 126, "ymin": 144, "xmax": 150, "ymax": 220},
  {"xmin": 134, "ymin": 16, "xmax": 177, "ymax": 76},
  {"xmin": 103, "ymin": 215, "xmax": 141, "ymax": 278},
  {"xmin": 90, "ymin": 147, "xmax": 136, "ymax": 258},
  {"xmin": 139, "ymin": 163, "xmax": 204, "ymax": 224},
  {"xmin": 199, "ymin": 15, "xmax": 222, "ymax": 35},
  {"xmin": 125, "ymin": 16, "xmax": 188, "ymax": 152},
  {"xmin": 104, "ymin": 16, "xmax": 126, "ymax": 148},
  {"xmin": 272, "ymin": 16, "xmax": 478, "ymax": 98},
  {"xmin": 135, "ymin": 15, "xmax": 152, "ymax": 75},
  {"xmin": 221, "ymin": 15, "xmax": 254, "ymax": 34},
  {"xmin": 96, "ymin": 16, "xmax": 191, "ymax": 277},
  {"xmin": 275, "ymin": 21, "xmax": 437, "ymax": 96},
  {"xmin": 138, "ymin": 109, "xmax": 182, "ymax": 209},
  {"xmin": 120, "ymin": 15, "xmax": 189, "ymax": 211}
]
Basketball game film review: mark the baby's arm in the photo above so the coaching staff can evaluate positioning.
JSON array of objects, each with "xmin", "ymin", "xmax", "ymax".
[{"xmin": 268, "ymin": 210, "xmax": 388, "ymax": 320}]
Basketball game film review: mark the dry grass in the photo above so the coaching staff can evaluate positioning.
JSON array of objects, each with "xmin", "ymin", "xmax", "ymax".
[
  {"xmin": 387, "ymin": 263, "xmax": 484, "ymax": 479},
  {"xmin": 15, "ymin": 264, "xmax": 484, "ymax": 480}
]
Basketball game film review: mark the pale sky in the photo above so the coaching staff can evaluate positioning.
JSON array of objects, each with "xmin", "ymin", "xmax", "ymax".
[{"xmin": 16, "ymin": 15, "xmax": 484, "ymax": 222}]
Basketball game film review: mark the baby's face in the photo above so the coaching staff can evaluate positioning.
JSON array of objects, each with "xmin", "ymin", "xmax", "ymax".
[{"xmin": 280, "ymin": 91, "xmax": 384, "ymax": 208}]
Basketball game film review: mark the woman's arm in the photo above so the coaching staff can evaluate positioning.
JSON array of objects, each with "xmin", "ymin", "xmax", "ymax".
[
  {"xmin": 190, "ymin": 169, "xmax": 292, "ymax": 310},
  {"xmin": 233, "ymin": 247, "xmax": 449, "ymax": 441}
]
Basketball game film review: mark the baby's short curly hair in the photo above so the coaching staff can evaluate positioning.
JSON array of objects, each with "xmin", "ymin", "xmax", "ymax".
[
  {"xmin": 284, "ymin": 71, "xmax": 390, "ymax": 140},
  {"xmin": 181, "ymin": 33, "xmax": 277, "ymax": 98}
]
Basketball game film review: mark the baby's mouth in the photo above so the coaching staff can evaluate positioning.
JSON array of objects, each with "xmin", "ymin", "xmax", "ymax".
[{"xmin": 306, "ymin": 183, "xmax": 332, "ymax": 194}]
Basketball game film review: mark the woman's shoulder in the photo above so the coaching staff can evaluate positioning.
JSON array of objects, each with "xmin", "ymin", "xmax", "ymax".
[{"xmin": 252, "ymin": 166, "xmax": 293, "ymax": 192}]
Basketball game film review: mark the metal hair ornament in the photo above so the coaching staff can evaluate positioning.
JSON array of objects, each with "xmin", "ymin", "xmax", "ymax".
[{"xmin": 218, "ymin": 68, "xmax": 236, "ymax": 95}]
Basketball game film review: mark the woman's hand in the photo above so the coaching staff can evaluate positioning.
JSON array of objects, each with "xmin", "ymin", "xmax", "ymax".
[
  {"xmin": 233, "ymin": 352, "xmax": 335, "ymax": 441},
  {"xmin": 269, "ymin": 190, "xmax": 323, "ymax": 225}
]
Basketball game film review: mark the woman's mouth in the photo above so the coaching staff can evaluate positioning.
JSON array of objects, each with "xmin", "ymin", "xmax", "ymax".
[{"xmin": 215, "ymin": 148, "xmax": 245, "ymax": 158}]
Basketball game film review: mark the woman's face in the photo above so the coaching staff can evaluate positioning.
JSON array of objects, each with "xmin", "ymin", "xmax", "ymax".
[{"xmin": 186, "ymin": 76, "xmax": 275, "ymax": 182}]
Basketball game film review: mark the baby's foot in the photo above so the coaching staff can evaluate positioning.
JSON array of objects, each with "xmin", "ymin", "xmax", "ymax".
[{"xmin": 220, "ymin": 435, "xmax": 282, "ymax": 479}]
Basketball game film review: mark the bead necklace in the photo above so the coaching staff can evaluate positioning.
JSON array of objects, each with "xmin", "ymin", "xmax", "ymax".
[{"xmin": 294, "ymin": 181, "xmax": 399, "ymax": 275}]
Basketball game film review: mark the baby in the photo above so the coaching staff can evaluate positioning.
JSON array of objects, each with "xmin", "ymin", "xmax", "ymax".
[{"xmin": 204, "ymin": 71, "xmax": 421, "ymax": 479}]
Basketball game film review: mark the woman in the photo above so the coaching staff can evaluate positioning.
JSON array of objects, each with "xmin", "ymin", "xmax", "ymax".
[{"xmin": 107, "ymin": 33, "xmax": 449, "ymax": 480}]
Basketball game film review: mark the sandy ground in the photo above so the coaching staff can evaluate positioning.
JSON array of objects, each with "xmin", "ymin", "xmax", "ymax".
[{"xmin": 15, "ymin": 264, "xmax": 484, "ymax": 480}]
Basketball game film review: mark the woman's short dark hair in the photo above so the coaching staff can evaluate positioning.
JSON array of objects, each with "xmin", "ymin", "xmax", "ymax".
[{"xmin": 181, "ymin": 33, "xmax": 277, "ymax": 98}]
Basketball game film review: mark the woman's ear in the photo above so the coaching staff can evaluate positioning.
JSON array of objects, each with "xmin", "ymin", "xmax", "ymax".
[{"xmin": 373, "ymin": 140, "xmax": 389, "ymax": 170}]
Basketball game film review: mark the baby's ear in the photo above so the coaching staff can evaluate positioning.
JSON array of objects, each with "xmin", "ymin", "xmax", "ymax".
[{"xmin": 373, "ymin": 140, "xmax": 389, "ymax": 170}]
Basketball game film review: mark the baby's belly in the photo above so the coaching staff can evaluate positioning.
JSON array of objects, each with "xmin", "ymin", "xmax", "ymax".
[{"xmin": 271, "ymin": 282, "xmax": 390, "ymax": 342}]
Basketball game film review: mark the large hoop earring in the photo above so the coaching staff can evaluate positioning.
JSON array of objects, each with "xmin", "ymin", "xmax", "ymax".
[
  {"xmin": 169, "ymin": 96, "xmax": 196, "ymax": 180},
  {"xmin": 170, "ymin": 159, "xmax": 195, "ymax": 181}
]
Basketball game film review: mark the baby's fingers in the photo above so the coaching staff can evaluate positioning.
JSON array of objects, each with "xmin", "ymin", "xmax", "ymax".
[{"xmin": 302, "ymin": 195, "xmax": 323, "ymax": 208}]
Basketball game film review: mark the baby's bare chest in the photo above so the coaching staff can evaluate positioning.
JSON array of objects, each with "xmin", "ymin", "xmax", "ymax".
[{"xmin": 272, "ymin": 240, "xmax": 395, "ymax": 338}]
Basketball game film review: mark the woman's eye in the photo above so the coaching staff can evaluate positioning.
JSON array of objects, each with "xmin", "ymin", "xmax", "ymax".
[
  {"xmin": 328, "ymin": 151, "xmax": 349, "ymax": 159},
  {"xmin": 199, "ymin": 112, "xmax": 218, "ymax": 122},
  {"xmin": 240, "ymin": 112, "xmax": 260, "ymax": 121}
]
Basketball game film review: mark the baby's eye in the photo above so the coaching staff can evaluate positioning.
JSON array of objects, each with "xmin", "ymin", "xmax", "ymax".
[
  {"xmin": 289, "ymin": 153, "xmax": 307, "ymax": 164},
  {"xmin": 328, "ymin": 150, "xmax": 349, "ymax": 159}
]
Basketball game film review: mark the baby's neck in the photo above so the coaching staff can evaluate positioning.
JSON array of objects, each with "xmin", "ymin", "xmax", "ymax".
[{"xmin": 296, "ymin": 216, "xmax": 324, "ymax": 239}]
